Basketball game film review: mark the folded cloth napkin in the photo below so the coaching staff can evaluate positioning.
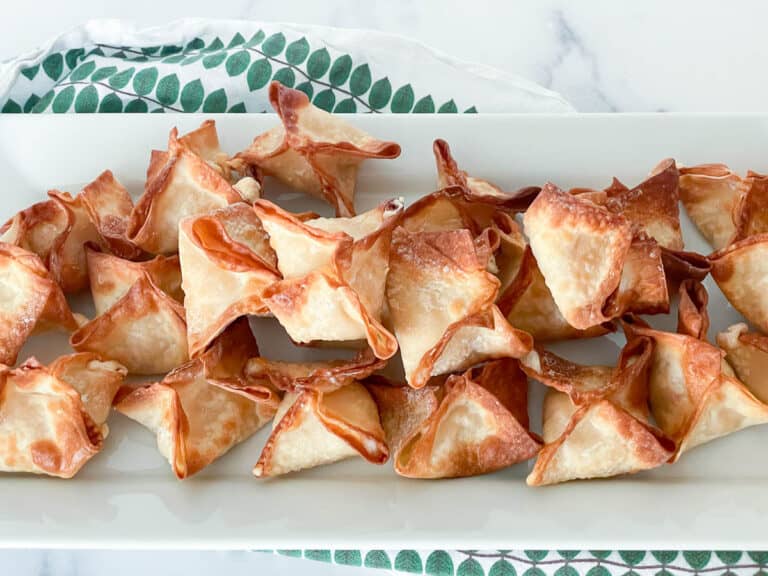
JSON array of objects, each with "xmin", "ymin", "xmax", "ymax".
[{"xmin": 0, "ymin": 18, "xmax": 573, "ymax": 114}]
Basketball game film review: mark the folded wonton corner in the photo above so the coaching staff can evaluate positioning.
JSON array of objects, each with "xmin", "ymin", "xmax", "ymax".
[
  {"xmin": 232, "ymin": 81, "xmax": 401, "ymax": 216},
  {"xmin": 717, "ymin": 323, "xmax": 768, "ymax": 404},
  {"xmin": 115, "ymin": 318, "xmax": 278, "ymax": 479},
  {"xmin": 368, "ymin": 358, "xmax": 541, "ymax": 479}
]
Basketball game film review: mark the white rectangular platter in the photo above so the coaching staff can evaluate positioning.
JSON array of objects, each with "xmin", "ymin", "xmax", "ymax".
[{"xmin": 0, "ymin": 113, "xmax": 766, "ymax": 550}]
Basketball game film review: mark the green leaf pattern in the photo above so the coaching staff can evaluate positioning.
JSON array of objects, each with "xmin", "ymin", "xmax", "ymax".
[{"xmin": 4, "ymin": 29, "xmax": 477, "ymax": 114}]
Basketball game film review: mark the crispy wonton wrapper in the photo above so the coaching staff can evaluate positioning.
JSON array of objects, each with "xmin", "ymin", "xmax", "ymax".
[
  {"xmin": 128, "ymin": 123, "xmax": 246, "ymax": 254},
  {"xmin": 71, "ymin": 268, "xmax": 188, "ymax": 375},
  {"xmin": 522, "ymin": 338, "xmax": 675, "ymax": 485},
  {"xmin": 717, "ymin": 323, "xmax": 768, "ymax": 404},
  {"xmin": 623, "ymin": 282, "xmax": 768, "ymax": 460},
  {"xmin": 0, "ymin": 358, "xmax": 104, "ymax": 478},
  {"xmin": 115, "ymin": 319, "xmax": 278, "ymax": 479},
  {"xmin": 179, "ymin": 203, "xmax": 280, "ymax": 357},
  {"xmin": 232, "ymin": 81, "xmax": 401, "ymax": 216},
  {"xmin": 386, "ymin": 226, "xmax": 532, "ymax": 388},
  {"xmin": 368, "ymin": 359, "xmax": 541, "ymax": 479},
  {"xmin": 254, "ymin": 198, "xmax": 401, "ymax": 359},
  {"xmin": 0, "ymin": 243, "xmax": 78, "ymax": 365}
]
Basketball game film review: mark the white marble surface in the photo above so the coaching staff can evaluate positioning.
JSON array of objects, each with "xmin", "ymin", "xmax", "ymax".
[{"xmin": 1, "ymin": 1, "xmax": 765, "ymax": 573}]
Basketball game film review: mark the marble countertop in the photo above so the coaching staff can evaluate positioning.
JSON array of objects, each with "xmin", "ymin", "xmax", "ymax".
[{"xmin": 1, "ymin": 1, "xmax": 763, "ymax": 573}]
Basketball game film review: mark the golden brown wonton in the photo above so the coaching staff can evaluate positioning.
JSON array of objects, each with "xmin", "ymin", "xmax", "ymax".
[
  {"xmin": 717, "ymin": 323, "xmax": 768, "ymax": 404},
  {"xmin": 254, "ymin": 198, "xmax": 401, "ymax": 359},
  {"xmin": 0, "ymin": 243, "xmax": 78, "ymax": 365},
  {"xmin": 128, "ymin": 123, "xmax": 246, "ymax": 254},
  {"xmin": 386, "ymin": 226, "xmax": 532, "ymax": 389},
  {"xmin": 522, "ymin": 337, "xmax": 674, "ymax": 485},
  {"xmin": 115, "ymin": 319, "xmax": 278, "ymax": 479},
  {"xmin": 179, "ymin": 203, "xmax": 280, "ymax": 357},
  {"xmin": 368, "ymin": 359, "xmax": 541, "ymax": 478},
  {"xmin": 71, "ymin": 264, "xmax": 187, "ymax": 374},
  {"xmin": 232, "ymin": 81, "xmax": 401, "ymax": 217},
  {"xmin": 624, "ymin": 282, "xmax": 768, "ymax": 460},
  {"xmin": 0, "ymin": 358, "xmax": 104, "ymax": 477}
]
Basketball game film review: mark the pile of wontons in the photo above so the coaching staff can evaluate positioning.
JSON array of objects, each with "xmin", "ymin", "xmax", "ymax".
[{"xmin": 1, "ymin": 81, "xmax": 767, "ymax": 485}]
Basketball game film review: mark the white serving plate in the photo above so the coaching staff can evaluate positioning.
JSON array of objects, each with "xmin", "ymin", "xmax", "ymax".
[{"xmin": 0, "ymin": 113, "xmax": 766, "ymax": 550}]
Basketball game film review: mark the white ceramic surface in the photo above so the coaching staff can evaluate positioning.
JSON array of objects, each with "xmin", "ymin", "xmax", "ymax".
[{"xmin": 0, "ymin": 113, "xmax": 766, "ymax": 550}]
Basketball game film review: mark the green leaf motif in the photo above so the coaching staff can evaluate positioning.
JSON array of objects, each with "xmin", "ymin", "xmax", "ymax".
[
  {"xmin": 295, "ymin": 81, "xmax": 314, "ymax": 100},
  {"xmin": 133, "ymin": 68, "xmax": 159, "ymax": 96},
  {"xmin": 313, "ymin": 89, "xmax": 335, "ymax": 112},
  {"xmin": 364, "ymin": 551, "xmax": 391, "ymax": 569},
  {"xmin": 92, "ymin": 66, "xmax": 118, "ymax": 82},
  {"xmin": 228, "ymin": 102, "xmax": 247, "ymax": 113},
  {"xmin": 329, "ymin": 55, "xmax": 352, "ymax": 86},
  {"xmin": 203, "ymin": 88, "xmax": 227, "ymax": 112},
  {"xmin": 87, "ymin": 47, "xmax": 105, "ymax": 58},
  {"xmin": 349, "ymin": 64, "xmax": 372, "ymax": 96},
  {"xmin": 554, "ymin": 567, "xmax": 578, "ymax": 576},
  {"xmin": 522, "ymin": 569, "xmax": 545, "ymax": 576},
  {"xmin": 109, "ymin": 68, "xmax": 135, "ymax": 89},
  {"xmin": 203, "ymin": 52, "xmax": 227, "ymax": 69},
  {"xmin": 489, "ymin": 560, "xmax": 516, "ymax": 576},
  {"xmin": 307, "ymin": 48, "xmax": 331, "ymax": 79},
  {"xmin": 524, "ymin": 551, "xmax": 548, "ymax": 562},
  {"xmin": 21, "ymin": 65, "xmax": 39, "ymax": 81},
  {"xmin": 180, "ymin": 79, "xmax": 204, "ymax": 112},
  {"xmin": 426, "ymin": 550, "xmax": 454, "ymax": 576},
  {"xmin": 128, "ymin": 56, "xmax": 149, "ymax": 63},
  {"xmin": 276, "ymin": 550, "xmax": 301, "ymax": 557},
  {"xmin": 52, "ymin": 86, "xmax": 76, "ymax": 113},
  {"xmin": 391, "ymin": 84, "xmax": 415, "ymax": 113},
  {"xmin": 112, "ymin": 51, "xmax": 127, "ymax": 59},
  {"xmin": 160, "ymin": 45, "xmax": 183, "ymax": 57},
  {"xmin": 369, "ymin": 77, "xmax": 392, "ymax": 110},
  {"xmin": 203, "ymin": 38, "xmax": 224, "ymax": 53},
  {"xmin": 683, "ymin": 551, "xmax": 711, "ymax": 570},
  {"xmin": 69, "ymin": 61, "xmax": 96, "ymax": 82},
  {"xmin": 261, "ymin": 33, "xmax": 286, "ymax": 57},
  {"xmin": 227, "ymin": 32, "xmax": 246, "ymax": 48},
  {"xmin": 651, "ymin": 551, "xmax": 678, "ymax": 564},
  {"xmin": 458, "ymin": 558, "xmax": 485, "ymax": 576},
  {"xmin": 181, "ymin": 53, "xmax": 205, "ymax": 66},
  {"xmin": 1, "ymin": 99, "xmax": 21, "ymax": 113},
  {"xmin": 413, "ymin": 95, "xmax": 436, "ymax": 113},
  {"xmin": 272, "ymin": 68, "xmax": 295, "ymax": 88},
  {"xmin": 156, "ymin": 74, "xmax": 180, "ymax": 106},
  {"xmin": 285, "ymin": 37, "xmax": 310, "ymax": 65},
  {"xmin": 141, "ymin": 46, "xmax": 160, "ymax": 55},
  {"xmin": 162, "ymin": 54, "xmax": 185, "ymax": 64},
  {"xmin": 333, "ymin": 550, "xmax": 362, "ymax": 566},
  {"xmin": 125, "ymin": 99, "xmax": 148, "ymax": 113},
  {"xmin": 654, "ymin": 570, "xmax": 674, "ymax": 576},
  {"xmin": 558, "ymin": 551, "xmax": 580, "ymax": 560},
  {"xmin": 186, "ymin": 38, "xmax": 205, "ymax": 51},
  {"xmin": 23, "ymin": 94, "xmax": 40, "ymax": 113},
  {"xmin": 438, "ymin": 99, "xmax": 458, "ymax": 113},
  {"xmin": 715, "ymin": 551, "xmax": 742, "ymax": 565},
  {"xmin": 226, "ymin": 51, "xmax": 250, "ymax": 77},
  {"xmin": 98, "ymin": 93, "xmax": 123, "ymax": 113},
  {"xmin": 304, "ymin": 550, "xmax": 331, "ymax": 563},
  {"xmin": 65, "ymin": 48, "xmax": 85, "ymax": 69},
  {"xmin": 247, "ymin": 59, "xmax": 272, "ymax": 91},
  {"xmin": 245, "ymin": 30, "xmax": 266, "ymax": 47},
  {"xmin": 749, "ymin": 552, "xmax": 768, "ymax": 565},
  {"xmin": 151, "ymin": 108, "xmax": 164, "ymax": 113},
  {"xmin": 74, "ymin": 86, "xmax": 99, "ymax": 113},
  {"xmin": 619, "ymin": 551, "xmax": 645, "ymax": 566},
  {"xmin": 31, "ymin": 90, "xmax": 55, "ymax": 113},
  {"xmin": 464, "ymin": 105, "xmax": 478, "ymax": 113},
  {"xmin": 590, "ymin": 551, "xmax": 612, "ymax": 560},
  {"xmin": 42, "ymin": 53, "xmax": 64, "ymax": 81},
  {"xmin": 395, "ymin": 550, "xmax": 423, "ymax": 573},
  {"xmin": 333, "ymin": 98, "xmax": 356, "ymax": 113},
  {"xmin": 586, "ymin": 568, "xmax": 611, "ymax": 576}
]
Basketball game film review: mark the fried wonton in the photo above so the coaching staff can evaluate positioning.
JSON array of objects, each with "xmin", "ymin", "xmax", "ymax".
[
  {"xmin": 710, "ymin": 233, "xmax": 768, "ymax": 333},
  {"xmin": 254, "ymin": 198, "xmax": 401, "ymax": 359},
  {"xmin": 232, "ymin": 81, "xmax": 401, "ymax": 216},
  {"xmin": 0, "ymin": 358, "xmax": 104, "ymax": 478},
  {"xmin": 128, "ymin": 124, "xmax": 246, "ymax": 254},
  {"xmin": 522, "ymin": 338, "xmax": 675, "ymax": 485},
  {"xmin": 116, "ymin": 319, "xmax": 278, "ymax": 478},
  {"xmin": 679, "ymin": 164, "xmax": 751, "ymax": 250},
  {"xmin": 523, "ymin": 183, "xmax": 635, "ymax": 329},
  {"xmin": 368, "ymin": 359, "xmax": 541, "ymax": 478},
  {"xmin": 717, "ymin": 323, "xmax": 768, "ymax": 404},
  {"xmin": 386, "ymin": 227, "xmax": 532, "ymax": 389},
  {"xmin": 623, "ymin": 283, "xmax": 768, "ymax": 460},
  {"xmin": 253, "ymin": 380, "xmax": 388, "ymax": 477},
  {"xmin": 0, "ymin": 243, "xmax": 78, "ymax": 365},
  {"xmin": 71, "ymin": 271, "xmax": 187, "ymax": 374},
  {"xmin": 179, "ymin": 203, "xmax": 280, "ymax": 357}
]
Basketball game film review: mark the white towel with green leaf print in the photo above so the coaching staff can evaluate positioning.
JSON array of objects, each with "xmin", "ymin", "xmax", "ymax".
[{"xmin": 0, "ymin": 18, "xmax": 573, "ymax": 114}]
